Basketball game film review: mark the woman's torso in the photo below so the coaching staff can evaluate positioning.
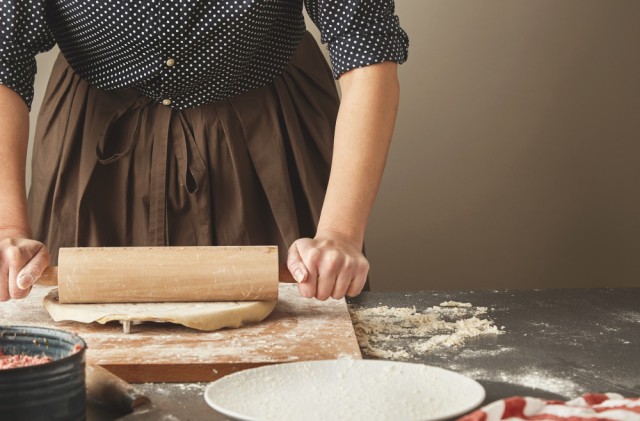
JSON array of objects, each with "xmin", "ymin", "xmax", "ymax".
[{"xmin": 47, "ymin": 0, "xmax": 306, "ymax": 109}]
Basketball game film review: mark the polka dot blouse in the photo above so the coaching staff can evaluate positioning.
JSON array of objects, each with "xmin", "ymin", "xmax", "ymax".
[{"xmin": 0, "ymin": 0, "xmax": 409, "ymax": 110}]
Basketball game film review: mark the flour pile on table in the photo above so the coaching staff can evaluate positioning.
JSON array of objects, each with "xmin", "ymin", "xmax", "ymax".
[{"xmin": 349, "ymin": 301, "xmax": 501, "ymax": 359}]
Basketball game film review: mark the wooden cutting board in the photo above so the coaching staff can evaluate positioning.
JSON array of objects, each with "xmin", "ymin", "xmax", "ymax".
[{"xmin": 0, "ymin": 284, "xmax": 362, "ymax": 382}]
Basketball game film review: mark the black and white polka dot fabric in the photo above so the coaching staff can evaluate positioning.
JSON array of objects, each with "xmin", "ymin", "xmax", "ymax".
[{"xmin": 0, "ymin": 0, "xmax": 408, "ymax": 110}]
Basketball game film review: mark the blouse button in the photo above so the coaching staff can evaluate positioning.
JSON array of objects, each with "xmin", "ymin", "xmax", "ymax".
[
  {"xmin": 166, "ymin": 58, "xmax": 176, "ymax": 67},
  {"xmin": 162, "ymin": 99, "xmax": 172, "ymax": 106}
]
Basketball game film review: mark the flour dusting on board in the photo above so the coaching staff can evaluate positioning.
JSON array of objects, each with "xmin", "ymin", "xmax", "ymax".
[
  {"xmin": 349, "ymin": 301, "xmax": 501, "ymax": 359},
  {"xmin": 0, "ymin": 284, "xmax": 362, "ymax": 382}
]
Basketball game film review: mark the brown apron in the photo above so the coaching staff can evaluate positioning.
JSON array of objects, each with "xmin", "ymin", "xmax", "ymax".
[{"xmin": 28, "ymin": 32, "xmax": 338, "ymax": 268}]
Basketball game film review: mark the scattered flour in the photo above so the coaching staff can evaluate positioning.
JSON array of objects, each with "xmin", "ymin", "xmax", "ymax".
[
  {"xmin": 176, "ymin": 383, "xmax": 209, "ymax": 392},
  {"xmin": 459, "ymin": 367, "xmax": 581, "ymax": 397},
  {"xmin": 457, "ymin": 347, "xmax": 514, "ymax": 358},
  {"xmin": 349, "ymin": 302, "xmax": 501, "ymax": 359},
  {"xmin": 440, "ymin": 301, "xmax": 473, "ymax": 308}
]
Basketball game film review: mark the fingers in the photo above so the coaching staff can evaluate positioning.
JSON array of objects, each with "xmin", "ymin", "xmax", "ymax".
[
  {"xmin": 286, "ymin": 243, "xmax": 308, "ymax": 283},
  {"xmin": 290, "ymin": 239, "xmax": 318, "ymax": 298},
  {"xmin": 346, "ymin": 262, "xmax": 369, "ymax": 297},
  {"xmin": 297, "ymin": 269, "xmax": 318, "ymax": 299},
  {"xmin": 0, "ymin": 238, "xmax": 49, "ymax": 301},
  {"xmin": 331, "ymin": 270, "xmax": 352, "ymax": 300},
  {"xmin": 292, "ymin": 235, "xmax": 370, "ymax": 300},
  {"xmin": 332, "ymin": 256, "xmax": 370, "ymax": 299},
  {"xmin": 8, "ymin": 259, "xmax": 30, "ymax": 300},
  {"xmin": 17, "ymin": 245, "xmax": 49, "ymax": 290},
  {"xmin": 7, "ymin": 245, "xmax": 30, "ymax": 300},
  {"xmin": 315, "ymin": 251, "xmax": 342, "ymax": 301}
]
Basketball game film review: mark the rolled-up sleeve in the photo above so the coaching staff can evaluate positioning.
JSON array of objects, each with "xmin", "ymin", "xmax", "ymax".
[
  {"xmin": 305, "ymin": 0, "xmax": 409, "ymax": 78},
  {"xmin": 0, "ymin": 0, "xmax": 55, "ymax": 109}
]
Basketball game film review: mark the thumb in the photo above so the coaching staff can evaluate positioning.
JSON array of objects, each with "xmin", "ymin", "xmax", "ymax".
[
  {"xmin": 287, "ymin": 242, "xmax": 308, "ymax": 283},
  {"xmin": 17, "ymin": 245, "xmax": 50, "ymax": 290}
]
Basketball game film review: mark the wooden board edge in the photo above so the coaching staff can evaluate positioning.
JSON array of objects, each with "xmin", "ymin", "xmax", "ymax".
[
  {"xmin": 100, "ymin": 363, "xmax": 273, "ymax": 383},
  {"xmin": 100, "ymin": 354, "xmax": 364, "ymax": 383}
]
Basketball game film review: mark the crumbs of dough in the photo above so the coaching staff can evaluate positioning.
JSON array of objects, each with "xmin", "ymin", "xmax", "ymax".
[{"xmin": 349, "ymin": 303, "xmax": 501, "ymax": 360}]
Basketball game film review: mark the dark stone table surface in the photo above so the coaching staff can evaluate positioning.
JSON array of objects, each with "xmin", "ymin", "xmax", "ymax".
[{"xmin": 89, "ymin": 288, "xmax": 640, "ymax": 420}]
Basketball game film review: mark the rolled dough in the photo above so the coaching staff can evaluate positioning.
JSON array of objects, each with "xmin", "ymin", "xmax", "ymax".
[{"xmin": 43, "ymin": 289, "xmax": 277, "ymax": 331}]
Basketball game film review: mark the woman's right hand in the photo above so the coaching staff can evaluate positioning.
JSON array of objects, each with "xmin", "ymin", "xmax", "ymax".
[{"xmin": 0, "ymin": 229, "xmax": 50, "ymax": 301}]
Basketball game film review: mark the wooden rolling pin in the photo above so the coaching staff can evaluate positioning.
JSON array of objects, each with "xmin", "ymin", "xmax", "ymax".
[{"xmin": 36, "ymin": 246, "xmax": 278, "ymax": 304}]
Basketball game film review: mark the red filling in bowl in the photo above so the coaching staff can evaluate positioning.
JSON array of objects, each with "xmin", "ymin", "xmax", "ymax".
[{"xmin": 0, "ymin": 350, "xmax": 53, "ymax": 370}]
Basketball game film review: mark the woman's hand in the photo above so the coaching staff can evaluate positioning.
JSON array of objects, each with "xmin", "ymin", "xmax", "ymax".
[
  {"xmin": 0, "ymin": 228, "xmax": 50, "ymax": 301},
  {"xmin": 287, "ymin": 229, "xmax": 369, "ymax": 300},
  {"xmin": 285, "ymin": 62, "xmax": 398, "ymax": 299}
]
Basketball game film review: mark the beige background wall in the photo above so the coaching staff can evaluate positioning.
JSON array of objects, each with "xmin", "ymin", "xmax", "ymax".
[{"xmin": 29, "ymin": 1, "xmax": 640, "ymax": 290}]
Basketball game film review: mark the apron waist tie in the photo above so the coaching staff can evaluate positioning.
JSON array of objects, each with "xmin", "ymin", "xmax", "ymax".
[
  {"xmin": 94, "ymin": 102, "xmax": 205, "ymax": 247},
  {"xmin": 94, "ymin": 102, "xmax": 172, "ymax": 246}
]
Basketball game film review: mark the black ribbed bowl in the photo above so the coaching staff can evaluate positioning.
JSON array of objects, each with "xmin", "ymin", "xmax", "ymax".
[{"xmin": 0, "ymin": 326, "xmax": 86, "ymax": 421}]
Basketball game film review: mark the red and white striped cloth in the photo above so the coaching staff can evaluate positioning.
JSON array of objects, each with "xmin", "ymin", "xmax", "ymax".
[{"xmin": 458, "ymin": 393, "xmax": 640, "ymax": 421}]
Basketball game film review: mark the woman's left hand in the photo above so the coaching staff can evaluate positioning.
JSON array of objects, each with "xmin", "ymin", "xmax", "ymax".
[{"xmin": 287, "ymin": 229, "xmax": 369, "ymax": 300}]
